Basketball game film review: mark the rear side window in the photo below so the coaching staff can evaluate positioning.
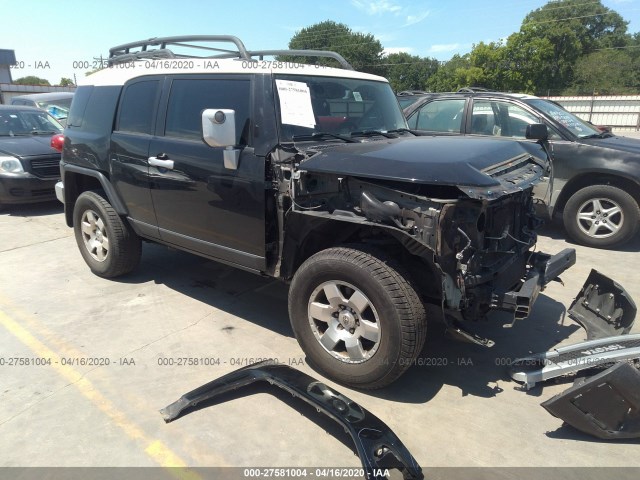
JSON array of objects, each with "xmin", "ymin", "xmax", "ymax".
[
  {"xmin": 66, "ymin": 86, "xmax": 94, "ymax": 127},
  {"xmin": 117, "ymin": 80, "xmax": 160, "ymax": 135},
  {"xmin": 164, "ymin": 78, "xmax": 251, "ymax": 144}
]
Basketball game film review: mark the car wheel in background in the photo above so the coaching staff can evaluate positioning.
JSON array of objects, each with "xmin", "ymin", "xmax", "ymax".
[{"xmin": 563, "ymin": 185, "xmax": 639, "ymax": 248}]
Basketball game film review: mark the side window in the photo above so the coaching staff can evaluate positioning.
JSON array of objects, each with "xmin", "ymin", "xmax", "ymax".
[
  {"xmin": 473, "ymin": 100, "xmax": 540, "ymax": 138},
  {"xmin": 470, "ymin": 101, "xmax": 497, "ymax": 135},
  {"xmin": 411, "ymin": 99, "xmax": 465, "ymax": 133},
  {"xmin": 164, "ymin": 78, "xmax": 250, "ymax": 144},
  {"xmin": 117, "ymin": 80, "xmax": 159, "ymax": 135}
]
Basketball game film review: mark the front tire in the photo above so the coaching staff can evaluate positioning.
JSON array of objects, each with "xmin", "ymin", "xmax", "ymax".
[
  {"xmin": 563, "ymin": 185, "xmax": 639, "ymax": 248},
  {"xmin": 288, "ymin": 246, "xmax": 426, "ymax": 389},
  {"xmin": 73, "ymin": 190, "xmax": 141, "ymax": 277}
]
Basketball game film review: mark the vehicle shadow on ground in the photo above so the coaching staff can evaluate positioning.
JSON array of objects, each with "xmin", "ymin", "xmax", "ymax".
[
  {"xmin": 357, "ymin": 296, "xmax": 580, "ymax": 404},
  {"xmin": 117, "ymin": 242, "xmax": 585, "ymax": 405},
  {"xmin": 539, "ymin": 221, "xmax": 640, "ymax": 252},
  {"xmin": 545, "ymin": 425, "xmax": 640, "ymax": 444},
  {"xmin": 116, "ymin": 242, "xmax": 293, "ymax": 337},
  {"xmin": 0, "ymin": 201, "xmax": 63, "ymax": 217}
]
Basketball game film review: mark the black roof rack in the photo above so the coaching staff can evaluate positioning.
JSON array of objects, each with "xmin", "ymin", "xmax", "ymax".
[
  {"xmin": 457, "ymin": 87, "xmax": 493, "ymax": 93},
  {"xmin": 108, "ymin": 35, "xmax": 353, "ymax": 70},
  {"xmin": 397, "ymin": 90, "xmax": 430, "ymax": 96}
]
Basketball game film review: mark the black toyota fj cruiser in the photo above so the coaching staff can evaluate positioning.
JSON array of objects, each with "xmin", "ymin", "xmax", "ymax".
[{"xmin": 56, "ymin": 36, "xmax": 579, "ymax": 388}]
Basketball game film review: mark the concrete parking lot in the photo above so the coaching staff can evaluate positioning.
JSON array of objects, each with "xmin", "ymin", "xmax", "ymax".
[{"xmin": 1, "ymin": 200, "xmax": 639, "ymax": 478}]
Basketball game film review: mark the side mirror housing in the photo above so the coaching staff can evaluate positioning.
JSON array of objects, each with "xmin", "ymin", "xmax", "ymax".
[
  {"xmin": 526, "ymin": 123, "xmax": 548, "ymax": 142},
  {"xmin": 202, "ymin": 109, "xmax": 236, "ymax": 147},
  {"xmin": 202, "ymin": 109, "xmax": 240, "ymax": 170}
]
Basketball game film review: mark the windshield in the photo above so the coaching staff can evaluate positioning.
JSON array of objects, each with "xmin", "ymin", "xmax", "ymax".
[
  {"xmin": 0, "ymin": 109, "xmax": 63, "ymax": 136},
  {"xmin": 525, "ymin": 99, "xmax": 600, "ymax": 138},
  {"xmin": 275, "ymin": 74, "xmax": 407, "ymax": 142},
  {"xmin": 37, "ymin": 98, "xmax": 72, "ymax": 120}
]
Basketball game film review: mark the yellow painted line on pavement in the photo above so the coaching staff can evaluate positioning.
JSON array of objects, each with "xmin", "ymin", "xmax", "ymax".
[
  {"xmin": 0, "ymin": 308, "xmax": 205, "ymax": 478},
  {"xmin": 0, "ymin": 293, "xmax": 231, "ymax": 467}
]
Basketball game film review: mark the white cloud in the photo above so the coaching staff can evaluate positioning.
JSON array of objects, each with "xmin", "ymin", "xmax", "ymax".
[
  {"xmin": 351, "ymin": 0, "xmax": 403, "ymax": 15},
  {"xmin": 404, "ymin": 11, "xmax": 430, "ymax": 27},
  {"xmin": 428, "ymin": 43, "xmax": 462, "ymax": 53},
  {"xmin": 383, "ymin": 47, "xmax": 414, "ymax": 55}
]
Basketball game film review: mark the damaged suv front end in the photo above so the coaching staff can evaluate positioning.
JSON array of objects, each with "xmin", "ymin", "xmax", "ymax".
[
  {"xmin": 284, "ymin": 133, "xmax": 569, "ymax": 325},
  {"xmin": 259, "ymin": 71, "xmax": 602, "ymax": 386}
]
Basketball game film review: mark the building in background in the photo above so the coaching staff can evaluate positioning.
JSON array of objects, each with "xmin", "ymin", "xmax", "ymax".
[{"xmin": 0, "ymin": 48, "xmax": 75, "ymax": 104}]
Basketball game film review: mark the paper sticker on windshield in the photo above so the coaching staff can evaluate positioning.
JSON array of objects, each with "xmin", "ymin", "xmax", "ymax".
[
  {"xmin": 353, "ymin": 91, "xmax": 363, "ymax": 102},
  {"xmin": 276, "ymin": 79, "xmax": 316, "ymax": 128}
]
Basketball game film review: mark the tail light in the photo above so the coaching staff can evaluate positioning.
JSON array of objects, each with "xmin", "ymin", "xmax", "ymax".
[{"xmin": 51, "ymin": 134, "xmax": 64, "ymax": 152}]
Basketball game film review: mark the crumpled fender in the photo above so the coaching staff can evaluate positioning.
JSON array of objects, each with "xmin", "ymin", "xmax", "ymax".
[{"xmin": 160, "ymin": 360, "xmax": 423, "ymax": 480}]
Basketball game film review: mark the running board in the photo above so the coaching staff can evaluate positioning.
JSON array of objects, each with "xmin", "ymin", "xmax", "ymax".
[
  {"xmin": 542, "ymin": 362, "xmax": 640, "ymax": 439},
  {"xmin": 509, "ymin": 333, "xmax": 640, "ymax": 390}
]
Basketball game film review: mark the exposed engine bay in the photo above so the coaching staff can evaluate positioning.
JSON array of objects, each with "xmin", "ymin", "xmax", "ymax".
[{"xmin": 269, "ymin": 139, "xmax": 573, "ymax": 332}]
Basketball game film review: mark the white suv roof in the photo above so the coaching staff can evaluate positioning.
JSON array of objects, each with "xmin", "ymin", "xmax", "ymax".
[
  {"xmin": 82, "ymin": 35, "xmax": 387, "ymax": 86},
  {"xmin": 80, "ymin": 59, "xmax": 387, "ymax": 86}
]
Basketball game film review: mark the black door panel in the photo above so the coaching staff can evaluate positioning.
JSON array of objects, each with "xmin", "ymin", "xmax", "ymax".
[
  {"xmin": 110, "ymin": 132, "xmax": 158, "ymax": 231},
  {"xmin": 148, "ymin": 138, "xmax": 266, "ymax": 264}
]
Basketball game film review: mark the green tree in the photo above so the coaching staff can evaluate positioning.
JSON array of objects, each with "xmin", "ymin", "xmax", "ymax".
[
  {"xmin": 283, "ymin": 20, "xmax": 385, "ymax": 75},
  {"xmin": 425, "ymin": 54, "xmax": 471, "ymax": 92},
  {"xmin": 506, "ymin": 0, "xmax": 629, "ymax": 93},
  {"xmin": 13, "ymin": 76, "xmax": 50, "ymax": 86},
  {"xmin": 58, "ymin": 77, "xmax": 74, "ymax": 86},
  {"xmin": 384, "ymin": 52, "xmax": 439, "ymax": 92},
  {"xmin": 569, "ymin": 50, "xmax": 639, "ymax": 94},
  {"xmin": 468, "ymin": 41, "xmax": 504, "ymax": 88},
  {"xmin": 502, "ymin": 28, "xmax": 558, "ymax": 93}
]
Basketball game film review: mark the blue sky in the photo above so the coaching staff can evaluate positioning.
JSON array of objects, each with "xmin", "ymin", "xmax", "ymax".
[{"xmin": 3, "ymin": 0, "xmax": 639, "ymax": 84}]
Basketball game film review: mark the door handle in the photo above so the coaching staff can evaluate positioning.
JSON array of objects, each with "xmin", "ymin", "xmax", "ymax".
[{"xmin": 148, "ymin": 156, "xmax": 174, "ymax": 169}]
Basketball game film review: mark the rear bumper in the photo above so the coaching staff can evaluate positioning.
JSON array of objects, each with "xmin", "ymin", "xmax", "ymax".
[
  {"xmin": 55, "ymin": 181, "xmax": 64, "ymax": 203},
  {"xmin": 0, "ymin": 174, "xmax": 57, "ymax": 204}
]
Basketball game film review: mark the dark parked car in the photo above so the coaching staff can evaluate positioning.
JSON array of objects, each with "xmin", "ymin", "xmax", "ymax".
[
  {"xmin": 396, "ymin": 90, "xmax": 430, "ymax": 109},
  {"xmin": 11, "ymin": 92, "xmax": 74, "ymax": 127},
  {"xmin": 0, "ymin": 105, "xmax": 63, "ymax": 207},
  {"xmin": 402, "ymin": 91, "xmax": 640, "ymax": 248}
]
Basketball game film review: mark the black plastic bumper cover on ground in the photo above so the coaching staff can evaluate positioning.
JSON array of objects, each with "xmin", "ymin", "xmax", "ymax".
[
  {"xmin": 160, "ymin": 360, "xmax": 423, "ymax": 480},
  {"xmin": 568, "ymin": 269, "xmax": 637, "ymax": 339},
  {"xmin": 541, "ymin": 362, "xmax": 640, "ymax": 439}
]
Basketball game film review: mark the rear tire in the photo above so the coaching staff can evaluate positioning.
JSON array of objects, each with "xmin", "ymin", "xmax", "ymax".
[
  {"xmin": 73, "ymin": 190, "xmax": 141, "ymax": 277},
  {"xmin": 288, "ymin": 246, "xmax": 426, "ymax": 389},
  {"xmin": 563, "ymin": 185, "xmax": 639, "ymax": 248}
]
